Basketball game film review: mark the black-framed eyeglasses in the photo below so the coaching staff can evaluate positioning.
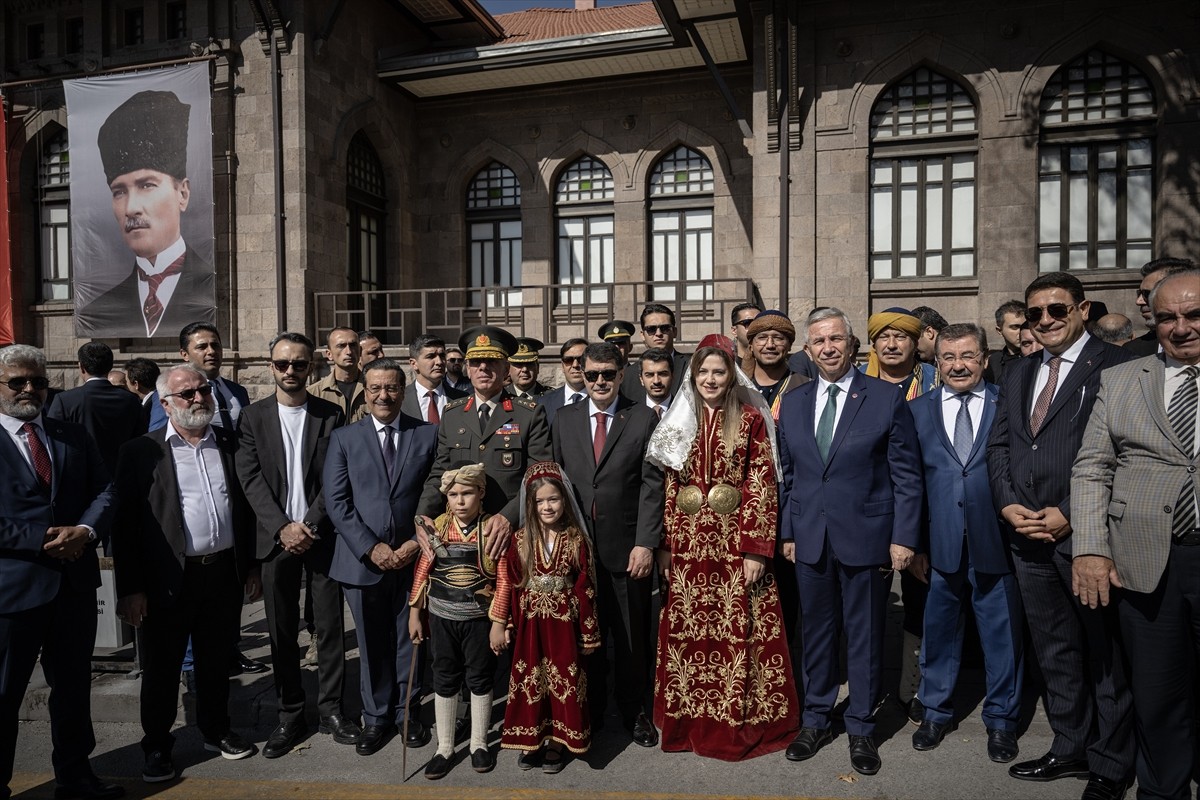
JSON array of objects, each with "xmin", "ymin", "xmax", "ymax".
[
  {"xmin": 561, "ymin": 356, "xmax": 584, "ymax": 365},
  {"xmin": 583, "ymin": 369, "xmax": 618, "ymax": 383},
  {"xmin": 1024, "ymin": 303, "xmax": 1076, "ymax": 325},
  {"xmin": 3, "ymin": 376, "xmax": 50, "ymax": 392},
  {"xmin": 271, "ymin": 359, "xmax": 310, "ymax": 372},
  {"xmin": 643, "ymin": 324, "xmax": 673, "ymax": 335},
  {"xmin": 164, "ymin": 384, "xmax": 214, "ymax": 402}
]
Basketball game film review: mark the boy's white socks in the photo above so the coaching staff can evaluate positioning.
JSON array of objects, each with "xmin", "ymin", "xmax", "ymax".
[
  {"xmin": 435, "ymin": 694, "xmax": 458, "ymax": 758},
  {"xmin": 470, "ymin": 691, "xmax": 492, "ymax": 752}
]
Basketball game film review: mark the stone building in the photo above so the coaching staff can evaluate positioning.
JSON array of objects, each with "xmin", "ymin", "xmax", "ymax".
[{"xmin": 1, "ymin": 0, "xmax": 1196, "ymax": 391}]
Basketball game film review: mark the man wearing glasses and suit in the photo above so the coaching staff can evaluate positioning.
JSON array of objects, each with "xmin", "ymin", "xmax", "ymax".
[{"xmin": 621, "ymin": 304, "xmax": 689, "ymax": 402}]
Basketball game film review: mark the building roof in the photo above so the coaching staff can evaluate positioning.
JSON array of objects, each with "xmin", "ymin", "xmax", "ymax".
[{"xmin": 494, "ymin": 4, "xmax": 662, "ymax": 45}]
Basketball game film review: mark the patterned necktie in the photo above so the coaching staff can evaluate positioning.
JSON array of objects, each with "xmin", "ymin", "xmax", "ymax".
[
  {"xmin": 21, "ymin": 422, "xmax": 52, "ymax": 492},
  {"xmin": 382, "ymin": 425, "xmax": 396, "ymax": 482},
  {"xmin": 136, "ymin": 252, "xmax": 186, "ymax": 335},
  {"xmin": 1029, "ymin": 355, "xmax": 1063, "ymax": 436},
  {"xmin": 954, "ymin": 393, "xmax": 974, "ymax": 464},
  {"xmin": 426, "ymin": 391, "xmax": 440, "ymax": 424},
  {"xmin": 1170, "ymin": 365, "xmax": 1199, "ymax": 538},
  {"xmin": 478, "ymin": 401, "xmax": 491, "ymax": 434},
  {"xmin": 593, "ymin": 412, "xmax": 607, "ymax": 464},
  {"xmin": 211, "ymin": 381, "xmax": 234, "ymax": 430},
  {"xmin": 816, "ymin": 385, "xmax": 840, "ymax": 464}
]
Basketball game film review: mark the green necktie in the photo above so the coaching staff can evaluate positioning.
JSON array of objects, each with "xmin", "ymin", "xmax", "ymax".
[{"xmin": 817, "ymin": 384, "xmax": 841, "ymax": 463}]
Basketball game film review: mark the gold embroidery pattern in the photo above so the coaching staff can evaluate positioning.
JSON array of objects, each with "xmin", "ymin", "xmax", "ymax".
[
  {"xmin": 510, "ymin": 657, "xmax": 586, "ymax": 706},
  {"xmin": 501, "ymin": 724, "xmax": 591, "ymax": 754}
]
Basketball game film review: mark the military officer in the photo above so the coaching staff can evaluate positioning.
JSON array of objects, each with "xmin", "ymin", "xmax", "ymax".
[
  {"xmin": 598, "ymin": 320, "xmax": 636, "ymax": 365},
  {"xmin": 507, "ymin": 337, "xmax": 549, "ymax": 401}
]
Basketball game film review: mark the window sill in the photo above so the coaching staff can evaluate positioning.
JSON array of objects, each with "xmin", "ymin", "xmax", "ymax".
[
  {"xmin": 29, "ymin": 301, "xmax": 74, "ymax": 315},
  {"xmin": 869, "ymin": 277, "xmax": 979, "ymax": 297}
]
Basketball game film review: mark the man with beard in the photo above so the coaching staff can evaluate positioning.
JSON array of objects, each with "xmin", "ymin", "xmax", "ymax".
[
  {"xmin": 729, "ymin": 302, "xmax": 762, "ymax": 362},
  {"xmin": 0, "ymin": 345, "xmax": 118, "ymax": 800},
  {"xmin": 621, "ymin": 305, "xmax": 689, "ymax": 402},
  {"xmin": 309, "ymin": 327, "xmax": 367, "ymax": 424},
  {"xmin": 638, "ymin": 348, "xmax": 674, "ymax": 418},
  {"xmin": 401, "ymin": 335, "xmax": 466, "ymax": 423},
  {"xmin": 443, "ymin": 345, "xmax": 470, "ymax": 393},
  {"xmin": 114, "ymin": 365, "xmax": 262, "ymax": 782}
]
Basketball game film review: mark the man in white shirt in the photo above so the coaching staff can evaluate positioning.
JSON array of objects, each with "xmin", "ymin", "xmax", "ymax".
[
  {"xmin": 537, "ymin": 337, "xmax": 588, "ymax": 427},
  {"xmin": 638, "ymin": 348, "xmax": 673, "ymax": 419},
  {"xmin": 401, "ymin": 335, "xmax": 466, "ymax": 423}
]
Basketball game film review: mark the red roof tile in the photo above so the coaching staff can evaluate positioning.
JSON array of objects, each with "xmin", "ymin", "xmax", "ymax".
[{"xmin": 494, "ymin": 3, "xmax": 662, "ymax": 44}]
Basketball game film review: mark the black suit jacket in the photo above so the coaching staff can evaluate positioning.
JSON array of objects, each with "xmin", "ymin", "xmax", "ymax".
[
  {"xmin": 74, "ymin": 245, "xmax": 216, "ymax": 338},
  {"xmin": 551, "ymin": 395, "xmax": 664, "ymax": 572},
  {"xmin": 982, "ymin": 347, "xmax": 1024, "ymax": 386},
  {"xmin": 621, "ymin": 349, "xmax": 690, "ymax": 402},
  {"xmin": 986, "ymin": 335, "xmax": 1135, "ymax": 554},
  {"xmin": 400, "ymin": 383, "xmax": 467, "ymax": 422},
  {"xmin": 235, "ymin": 394, "xmax": 344, "ymax": 561},
  {"xmin": 1123, "ymin": 328, "xmax": 1159, "ymax": 357},
  {"xmin": 47, "ymin": 379, "xmax": 146, "ymax": 476},
  {"xmin": 113, "ymin": 425, "xmax": 255, "ymax": 606}
]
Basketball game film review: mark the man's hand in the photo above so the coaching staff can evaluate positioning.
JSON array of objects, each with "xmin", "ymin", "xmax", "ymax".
[
  {"xmin": 907, "ymin": 553, "xmax": 930, "ymax": 584},
  {"xmin": 889, "ymin": 543, "xmax": 915, "ymax": 572},
  {"xmin": 627, "ymin": 546, "xmax": 654, "ymax": 580},
  {"xmin": 44, "ymin": 526, "xmax": 90, "ymax": 560},
  {"xmin": 1072, "ymin": 555, "xmax": 1122, "ymax": 609},
  {"xmin": 369, "ymin": 541, "xmax": 400, "ymax": 570},
  {"xmin": 742, "ymin": 553, "xmax": 767, "ymax": 586},
  {"xmin": 1001, "ymin": 504, "xmax": 1055, "ymax": 542},
  {"xmin": 117, "ymin": 593, "xmax": 149, "ymax": 628},
  {"xmin": 483, "ymin": 515, "xmax": 513, "ymax": 561},
  {"xmin": 278, "ymin": 522, "xmax": 315, "ymax": 555},
  {"xmin": 655, "ymin": 549, "xmax": 672, "ymax": 584},
  {"xmin": 415, "ymin": 516, "xmax": 436, "ymax": 560},
  {"xmin": 395, "ymin": 539, "xmax": 421, "ymax": 568},
  {"xmin": 1036, "ymin": 506, "xmax": 1072, "ymax": 541},
  {"xmin": 780, "ymin": 541, "xmax": 796, "ymax": 563},
  {"xmin": 245, "ymin": 567, "xmax": 263, "ymax": 602}
]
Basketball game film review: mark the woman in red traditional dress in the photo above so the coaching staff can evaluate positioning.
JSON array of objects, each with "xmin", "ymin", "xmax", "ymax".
[
  {"xmin": 647, "ymin": 334, "xmax": 799, "ymax": 761},
  {"xmin": 491, "ymin": 461, "xmax": 600, "ymax": 773}
]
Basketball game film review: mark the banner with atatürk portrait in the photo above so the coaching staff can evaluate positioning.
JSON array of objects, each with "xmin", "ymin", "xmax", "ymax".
[{"xmin": 65, "ymin": 62, "xmax": 215, "ymax": 339}]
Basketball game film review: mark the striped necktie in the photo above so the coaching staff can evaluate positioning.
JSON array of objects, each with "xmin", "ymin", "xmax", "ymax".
[{"xmin": 1170, "ymin": 366, "xmax": 1198, "ymax": 539}]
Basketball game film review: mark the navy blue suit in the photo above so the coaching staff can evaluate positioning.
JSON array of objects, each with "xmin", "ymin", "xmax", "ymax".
[
  {"xmin": 324, "ymin": 412, "xmax": 437, "ymax": 728},
  {"xmin": 911, "ymin": 385, "xmax": 1023, "ymax": 731},
  {"xmin": 778, "ymin": 370, "xmax": 923, "ymax": 736},
  {"xmin": 0, "ymin": 414, "xmax": 114, "ymax": 795}
]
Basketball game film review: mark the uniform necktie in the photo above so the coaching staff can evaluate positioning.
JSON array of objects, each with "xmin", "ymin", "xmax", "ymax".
[
  {"xmin": 954, "ymin": 393, "xmax": 974, "ymax": 463},
  {"xmin": 478, "ymin": 401, "xmax": 491, "ymax": 434},
  {"xmin": 593, "ymin": 411, "xmax": 607, "ymax": 464},
  {"xmin": 1029, "ymin": 355, "xmax": 1062, "ymax": 436},
  {"xmin": 211, "ymin": 381, "xmax": 234, "ymax": 430},
  {"xmin": 426, "ymin": 391, "xmax": 439, "ymax": 424},
  {"xmin": 136, "ymin": 252, "xmax": 185, "ymax": 335},
  {"xmin": 21, "ymin": 422, "xmax": 52, "ymax": 491},
  {"xmin": 569, "ymin": 392, "xmax": 583, "ymax": 405},
  {"xmin": 816, "ymin": 385, "xmax": 840, "ymax": 464},
  {"xmin": 382, "ymin": 425, "xmax": 396, "ymax": 482},
  {"xmin": 1169, "ymin": 365, "xmax": 1198, "ymax": 538}
]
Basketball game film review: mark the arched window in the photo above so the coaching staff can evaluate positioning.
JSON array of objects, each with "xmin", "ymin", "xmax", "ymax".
[
  {"xmin": 1037, "ymin": 49, "xmax": 1156, "ymax": 271},
  {"xmin": 38, "ymin": 129, "xmax": 71, "ymax": 301},
  {"xmin": 648, "ymin": 145, "xmax": 714, "ymax": 302},
  {"xmin": 346, "ymin": 132, "xmax": 387, "ymax": 327},
  {"xmin": 555, "ymin": 156, "xmax": 614, "ymax": 305},
  {"xmin": 466, "ymin": 162, "xmax": 521, "ymax": 308},
  {"xmin": 869, "ymin": 67, "xmax": 977, "ymax": 280}
]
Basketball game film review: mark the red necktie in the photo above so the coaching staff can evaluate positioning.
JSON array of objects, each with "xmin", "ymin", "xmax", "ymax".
[
  {"xmin": 1029, "ymin": 355, "xmax": 1063, "ymax": 436},
  {"xmin": 426, "ymin": 391, "xmax": 440, "ymax": 424},
  {"xmin": 593, "ymin": 412, "xmax": 607, "ymax": 464},
  {"xmin": 21, "ymin": 422, "xmax": 52, "ymax": 491},
  {"xmin": 136, "ymin": 253, "xmax": 186, "ymax": 335}
]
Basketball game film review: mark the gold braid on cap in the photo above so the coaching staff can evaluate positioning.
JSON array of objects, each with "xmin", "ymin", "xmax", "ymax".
[
  {"xmin": 522, "ymin": 460, "xmax": 564, "ymax": 489},
  {"xmin": 439, "ymin": 462, "xmax": 487, "ymax": 495}
]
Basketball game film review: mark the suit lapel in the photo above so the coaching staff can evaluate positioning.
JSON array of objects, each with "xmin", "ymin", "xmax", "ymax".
[
  {"xmin": 261, "ymin": 400, "xmax": 289, "ymax": 486},
  {"xmin": 390, "ymin": 421, "xmax": 416, "ymax": 491},
  {"xmin": 1018, "ymin": 356, "xmax": 1040, "ymax": 438},
  {"xmin": 44, "ymin": 419, "xmax": 69, "ymax": 502},
  {"xmin": 970, "ymin": 387, "xmax": 998, "ymax": 464},
  {"xmin": 927, "ymin": 388, "xmax": 962, "ymax": 465},
  {"xmin": 794, "ymin": 380, "xmax": 821, "ymax": 461},
  {"xmin": 1038, "ymin": 338, "xmax": 1102, "ymax": 431},
  {"xmin": 154, "ymin": 430, "xmax": 184, "ymax": 540},
  {"xmin": 825, "ymin": 374, "xmax": 867, "ymax": 468},
  {"xmin": 596, "ymin": 400, "xmax": 630, "ymax": 471},
  {"xmin": 1138, "ymin": 358, "xmax": 1186, "ymax": 456}
]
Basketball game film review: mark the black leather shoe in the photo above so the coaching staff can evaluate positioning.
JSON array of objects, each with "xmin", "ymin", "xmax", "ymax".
[
  {"xmin": 319, "ymin": 714, "xmax": 362, "ymax": 745},
  {"xmin": 203, "ymin": 731, "xmax": 257, "ymax": 760},
  {"xmin": 516, "ymin": 749, "xmax": 541, "ymax": 771},
  {"xmin": 471, "ymin": 747, "xmax": 495, "ymax": 773},
  {"xmin": 849, "ymin": 735, "xmax": 881, "ymax": 775},
  {"xmin": 141, "ymin": 751, "xmax": 176, "ymax": 784},
  {"xmin": 986, "ymin": 728, "xmax": 1019, "ymax": 763},
  {"xmin": 906, "ymin": 697, "xmax": 924, "ymax": 725},
  {"xmin": 229, "ymin": 655, "xmax": 269, "ymax": 677},
  {"xmin": 911, "ymin": 719, "xmax": 952, "ymax": 751},
  {"xmin": 1081, "ymin": 774, "xmax": 1128, "ymax": 800},
  {"xmin": 1008, "ymin": 751, "xmax": 1090, "ymax": 781},
  {"xmin": 629, "ymin": 712, "xmax": 658, "ymax": 748},
  {"xmin": 262, "ymin": 720, "xmax": 306, "ymax": 759},
  {"xmin": 424, "ymin": 753, "xmax": 451, "ymax": 780},
  {"xmin": 53, "ymin": 777, "xmax": 125, "ymax": 800},
  {"xmin": 785, "ymin": 727, "xmax": 833, "ymax": 762},
  {"xmin": 405, "ymin": 719, "xmax": 432, "ymax": 748},
  {"xmin": 356, "ymin": 724, "xmax": 394, "ymax": 756}
]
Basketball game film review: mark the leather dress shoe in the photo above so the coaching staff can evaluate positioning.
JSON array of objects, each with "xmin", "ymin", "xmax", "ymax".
[
  {"xmin": 319, "ymin": 714, "xmax": 362, "ymax": 745},
  {"xmin": 229, "ymin": 655, "xmax": 269, "ymax": 677},
  {"xmin": 516, "ymin": 749, "xmax": 541, "ymax": 770},
  {"xmin": 53, "ymin": 777, "xmax": 125, "ymax": 800},
  {"xmin": 849, "ymin": 735, "xmax": 881, "ymax": 775},
  {"xmin": 203, "ymin": 731, "xmax": 257, "ymax": 760},
  {"xmin": 986, "ymin": 728, "xmax": 1019, "ymax": 763},
  {"xmin": 785, "ymin": 727, "xmax": 833, "ymax": 762},
  {"xmin": 356, "ymin": 724, "xmax": 395, "ymax": 756},
  {"xmin": 629, "ymin": 712, "xmax": 658, "ymax": 748},
  {"xmin": 906, "ymin": 697, "xmax": 924, "ymax": 725},
  {"xmin": 262, "ymin": 720, "xmax": 306, "ymax": 759},
  {"xmin": 911, "ymin": 719, "xmax": 952, "ymax": 751},
  {"xmin": 424, "ymin": 753, "xmax": 452, "ymax": 780},
  {"xmin": 471, "ymin": 747, "xmax": 495, "ymax": 773},
  {"xmin": 405, "ymin": 718, "xmax": 432, "ymax": 748},
  {"xmin": 1081, "ymin": 774, "xmax": 1128, "ymax": 800},
  {"xmin": 141, "ymin": 750, "xmax": 176, "ymax": 783},
  {"xmin": 1008, "ymin": 751, "xmax": 1090, "ymax": 781}
]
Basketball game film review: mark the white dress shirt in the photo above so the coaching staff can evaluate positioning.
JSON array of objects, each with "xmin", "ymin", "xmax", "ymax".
[
  {"xmin": 416, "ymin": 381, "xmax": 447, "ymax": 421},
  {"xmin": 940, "ymin": 385, "xmax": 986, "ymax": 445},
  {"xmin": 814, "ymin": 370, "xmax": 856, "ymax": 436},
  {"xmin": 645, "ymin": 395, "xmax": 670, "ymax": 417},
  {"xmin": 135, "ymin": 236, "xmax": 186, "ymax": 337},
  {"xmin": 588, "ymin": 398, "xmax": 616, "ymax": 440},
  {"xmin": 1030, "ymin": 331, "xmax": 1091, "ymax": 414},
  {"xmin": 165, "ymin": 424, "xmax": 236, "ymax": 556}
]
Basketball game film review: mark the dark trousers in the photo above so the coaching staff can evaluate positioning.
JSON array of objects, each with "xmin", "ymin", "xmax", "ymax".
[
  {"xmin": 587, "ymin": 561, "xmax": 654, "ymax": 724},
  {"xmin": 796, "ymin": 536, "xmax": 890, "ymax": 736},
  {"xmin": 0, "ymin": 579, "xmax": 97, "ymax": 797},
  {"xmin": 343, "ymin": 571, "xmax": 420, "ymax": 728},
  {"xmin": 429, "ymin": 616, "xmax": 496, "ymax": 696},
  {"xmin": 262, "ymin": 547, "xmax": 346, "ymax": 723},
  {"xmin": 1118, "ymin": 541, "xmax": 1200, "ymax": 800},
  {"xmin": 139, "ymin": 554, "xmax": 242, "ymax": 754},
  {"xmin": 1011, "ymin": 545, "xmax": 1134, "ymax": 781}
]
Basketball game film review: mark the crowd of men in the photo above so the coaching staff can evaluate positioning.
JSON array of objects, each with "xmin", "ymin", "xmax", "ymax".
[{"xmin": 0, "ymin": 262, "xmax": 1197, "ymax": 800}]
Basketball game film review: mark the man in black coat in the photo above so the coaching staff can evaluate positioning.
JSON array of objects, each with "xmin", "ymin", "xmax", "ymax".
[{"xmin": 47, "ymin": 342, "xmax": 145, "ymax": 476}]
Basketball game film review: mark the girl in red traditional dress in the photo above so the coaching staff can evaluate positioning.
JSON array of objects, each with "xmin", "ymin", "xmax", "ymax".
[
  {"xmin": 490, "ymin": 461, "xmax": 600, "ymax": 773},
  {"xmin": 646, "ymin": 334, "xmax": 799, "ymax": 761}
]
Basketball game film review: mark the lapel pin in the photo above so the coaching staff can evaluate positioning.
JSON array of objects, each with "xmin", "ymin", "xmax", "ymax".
[{"xmin": 851, "ymin": 393, "xmax": 859, "ymax": 399}]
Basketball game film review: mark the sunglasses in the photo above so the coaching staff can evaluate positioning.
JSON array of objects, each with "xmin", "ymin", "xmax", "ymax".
[
  {"xmin": 561, "ymin": 356, "xmax": 584, "ymax": 365},
  {"xmin": 271, "ymin": 359, "xmax": 310, "ymax": 372},
  {"xmin": 1024, "ymin": 303, "xmax": 1076, "ymax": 325},
  {"xmin": 643, "ymin": 325, "xmax": 673, "ymax": 335},
  {"xmin": 164, "ymin": 384, "xmax": 214, "ymax": 402},
  {"xmin": 733, "ymin": 319, "xmax": 754, "ymax": 328},
  {"xmin": 3, "ymin": 376, "xmax": 50, "ymax": 391},
  {"xmin": 1136, "ymin": 288, "xmax": 1152, "ymax": 302},
  {"xmin": 584, "ymin": 369, "xmax": 619, "ymax": 383}
]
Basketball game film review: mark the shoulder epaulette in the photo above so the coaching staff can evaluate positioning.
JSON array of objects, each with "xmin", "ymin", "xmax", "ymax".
[{"xmin": 444, "ymin": 396, "xmax": 470, "ymax": 410}]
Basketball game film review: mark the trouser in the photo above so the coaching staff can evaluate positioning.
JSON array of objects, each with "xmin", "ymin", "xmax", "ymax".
[
  {"xmin": 587, "ymin": 561, "xmax": 654, "ymax": 724},
  {"xmin": 429, "ymin": 616, "xmax": 496, "ymax": 697},
  {"xmin": 343, "ymin": 572, "xmax": 421, "ymax": 728}
]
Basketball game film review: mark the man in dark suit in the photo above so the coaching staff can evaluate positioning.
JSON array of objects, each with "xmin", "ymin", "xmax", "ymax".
[
  {"xmin": 553, "ymin": 341, "xmax": 663, "ymax": 747},
  {"xmin": 986, "ymin": 271, "xmax": 1135, "ymax": 800},
  {"xmin": 75, "ymin": 90, "xmax": 215, "ymax": 339},
  {"xmin": 400, "ymin": 334, "xmax": 467, "ymax": 423},
  {"xmin": 0, "ymin": 345, "xmax": 118, "ymax": 800},
  {"xmin": 537, "ymin": 337, "xmax": 588, "ymax": 428},
  {"xmin": 236, "ymin": 332, "xmax": 359, "ymax": 759},
  {"xmin": 114, "ymin": 364, "xmax": 261, "ymax": 782},
  {"xmin": 1125, "ymin": 257, "xmax": 1193, "ymax": 357},
  {"xmin": 908, "ymin": 324, "xmax": 1023, "ymax": 763},
  {"xmin": 621, "ymin": 304, "xmax": 690, "ymax": 402},
  {"xmin": 777, "ymin": 307, "xmax": 923, "ymax": 776},
  {"xmin": 125, "ymin": 357, "xmax": 161, "ymax": 430},
  {"xmin": 984, "ymin": 300, "xmax": 1027, "ymax": 385},
  {"xmin": 47, "ymin": 342, "xmax": 146, "ymax": 477},
  {"xmin": 324, "ymin": 357, "xmax": 437, "ymax": 756}
]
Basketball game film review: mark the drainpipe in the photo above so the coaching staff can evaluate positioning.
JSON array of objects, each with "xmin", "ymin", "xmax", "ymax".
[{"xmin": 269, "ymin": 31, "xmax": 286, "ymax": 330}]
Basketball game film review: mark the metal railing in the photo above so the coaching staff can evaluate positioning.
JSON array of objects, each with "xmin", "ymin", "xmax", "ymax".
[{"xmin": 312, "ymin": 278, "xmax": 760, "ymax": 349}]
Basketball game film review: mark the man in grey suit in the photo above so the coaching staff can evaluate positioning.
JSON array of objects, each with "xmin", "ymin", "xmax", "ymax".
[
  {"xmin": 1072, "ymin": 269, "xmax": 1200, "ymax": 800},
  {"xmin": 553, "ymin": 341, "xmax": 663, "ymax": 747}
]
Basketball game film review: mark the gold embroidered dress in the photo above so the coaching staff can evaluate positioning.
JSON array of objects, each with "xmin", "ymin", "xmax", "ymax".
[{"xmin": 654, "ymin": 404, "xmax": 798, "ymax": 760}]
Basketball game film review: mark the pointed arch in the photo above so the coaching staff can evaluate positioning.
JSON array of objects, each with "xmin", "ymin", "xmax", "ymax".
[
  {"xmin": 630, "ymin": 121, "xmax": 733, "ymax": 194},
  {"xmin": 445, "ymin": 139, "xmax": 537, "ymax": 204},
  {"xmin": 540, "ymin": 130, "xmax": 627, "ymax": 196}
]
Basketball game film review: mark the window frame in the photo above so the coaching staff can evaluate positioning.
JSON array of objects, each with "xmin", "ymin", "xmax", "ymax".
[{"xmin": 647, "ymin": 145, "xmax": 716, "ymax": 302}]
